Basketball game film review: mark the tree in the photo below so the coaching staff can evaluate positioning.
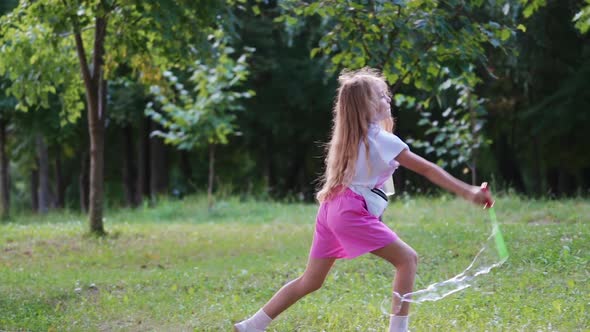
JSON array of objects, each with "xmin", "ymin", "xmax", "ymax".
[
  {"xmin": 279, "ymin": 0, "xmax": 517, "ymax": 93},
  {"xmin": 522, "ymin": 0, "xmax": 590, "ymax": 34},
  {"xmin": 108, "ymin": 77, "xmax": 148, "ymax": 207},
  {"xmin": 0, "ymin": 0, "xmax": 219, "ymax": 234},
  {"xmin": 278, "ymin": 0, "xmax": 516, "ymax": 187},
  {"xmin": 147, "ymin": 28, "xmax": 254, "ymax": 209},
  {"xmin": 233, "ymin": 2, "xmax": 337, "ymax": 199},
  {"xmin": 0, "ymin": 88, "xmax": 15, "ymax": 219},
  {"xmin": 277, "ymin": 0, "xmax": 519, "ymax": 189},
  {"xmin": 572, "ymin": 0, "xmax": 590, "ymax": 33},
  {"xmin": 0, "ymin": 0, "xmax": 23, "ymax": 219},
  {"xmin": 485, "ymin": 0, "xmax": 590, "ymax": 195},
  {"xmin": 404, "ymin": 77, "xmax": 489, "ymax": 185}
]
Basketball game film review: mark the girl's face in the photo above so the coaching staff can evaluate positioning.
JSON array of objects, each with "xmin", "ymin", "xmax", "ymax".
[{"xmin": 375, "ymin": 87, "xmax": 391, "ymax": 121}]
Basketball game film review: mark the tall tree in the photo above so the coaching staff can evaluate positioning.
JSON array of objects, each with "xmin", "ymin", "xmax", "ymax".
[
  {"xmin": 1, "ymin": 0, "xmax": 219, "ymax": 234},
  {"xmin": 0, "ymin": 95, "xmax": 14, "ymax": 219},
  {"xmin": 485, "ymin": 0, "xmax": 590, "ymax": 195},
  {"xmin": 35, "ymin": 134, "xmax": 51, "ymax": 213},
  {"xmin": 108, "ymin": 77, "xmax": 149, "ymax": 207},
  {"xmin": 0, "ymin": 0, "xmax": 19, "ymax": 219},
  {"xmin": 522, "ymin": 0, "xmax": 590, "ymax": 34},
  {"xmin": 148, "ymin": 28, "xmax": 254, "ymax": 209},
  {"xmin": 231, "ymin": 2, "xmax": 337, "ymax": 198}
]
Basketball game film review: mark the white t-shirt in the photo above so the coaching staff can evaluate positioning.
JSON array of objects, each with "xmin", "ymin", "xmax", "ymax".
[{"xmin": 349, "ymin": 123, "xmax": 409, "ymax": 190}]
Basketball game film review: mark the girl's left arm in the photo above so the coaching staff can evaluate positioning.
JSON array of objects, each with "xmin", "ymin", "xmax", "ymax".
[{"xmin": 395, "ymin": 149, "xmax": 493, "ymax": 207}]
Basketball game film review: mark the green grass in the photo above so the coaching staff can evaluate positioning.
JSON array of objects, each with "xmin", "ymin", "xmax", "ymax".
[{"xmin": 1, "ymin": 195, "xmax": 589, "ymax": 331}]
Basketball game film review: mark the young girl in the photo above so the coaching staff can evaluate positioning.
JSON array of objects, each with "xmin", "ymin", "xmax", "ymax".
[{"xmin": 234, "ymin": 68, "xmax": 493, "ymax": 332}]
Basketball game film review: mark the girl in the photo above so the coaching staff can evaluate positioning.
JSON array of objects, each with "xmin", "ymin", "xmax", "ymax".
[{"xmin": 234, "ymin": 68, "xmax": 493, "ymax": 332}]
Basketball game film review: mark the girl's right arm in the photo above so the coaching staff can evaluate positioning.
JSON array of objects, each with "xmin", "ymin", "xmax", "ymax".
[{"xmin": 395, "ymin": 149, "xmax": 493, "ymax": 208}]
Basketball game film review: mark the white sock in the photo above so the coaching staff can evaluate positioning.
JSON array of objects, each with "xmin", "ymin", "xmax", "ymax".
[
  {"xmin": 389, "ymin": 315, "xmax": 409, "ymax": 332},
  {"xmin": 234, "ymin": 309, "xmax": 272, "ymax": 332}
]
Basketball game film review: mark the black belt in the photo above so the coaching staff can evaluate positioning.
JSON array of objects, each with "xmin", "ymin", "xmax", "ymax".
[{"xmin": 370, "ymin": 188, "xmax": 388, "ymax": 201}]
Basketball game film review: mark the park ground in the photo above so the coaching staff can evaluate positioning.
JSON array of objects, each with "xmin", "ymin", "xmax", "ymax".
[{"xmin": 1, "ymin": 194, "xmax": 589, "ymax": 331}]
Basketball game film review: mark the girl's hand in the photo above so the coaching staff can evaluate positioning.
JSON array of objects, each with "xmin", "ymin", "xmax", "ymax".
[{"xmin": 470, "ymin": 182, "xmax": 494, "ymax": 209}]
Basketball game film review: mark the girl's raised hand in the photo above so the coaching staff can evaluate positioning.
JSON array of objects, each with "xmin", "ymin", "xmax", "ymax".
[{"xmin": 470, "ymin": 182, "xmax": 494, "ymax": 209}]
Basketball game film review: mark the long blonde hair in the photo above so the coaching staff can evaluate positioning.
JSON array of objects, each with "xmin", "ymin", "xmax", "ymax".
[{"xmin": 316, "ymin": 68, "xmax": 390, "ymax": 202}]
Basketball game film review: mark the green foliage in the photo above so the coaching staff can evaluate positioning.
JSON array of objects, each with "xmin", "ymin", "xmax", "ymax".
[
  {"xmin": 147, "ymin": 28, "xmax": 254, "ymax": 150},
  {"xmin": 276, "ymin": 0, "xmax": 520, "ymax": 176},
  {"xmin": 407, "ymin": 77, "xmax": 489, "ymax": 171},
  {"xmin": 0, "ymin": 3, "xmax": 84, "ymax": 122},
  {"xmin": 278, "ymin": 0, "xmax": 518, "ymax": 92},
  {"xmin": 521, "ymin": 0, "xmax": 547, "ymax": 18},
  {"xmin": 521, "ymin": 0, "xmax": 590, "ymax": 34},
  {"xmin": 573, "ymin": 1, "xmax": 590, "ymax": 34},
  {"xmin": 103, "ymin": 0, "xmax": 220, "ymax": 81},
  {"xmin": 108, "ymin": 77, "xmax": 150, "ymax": 126},
  {"xmin": 0, "ymin": 80, "xmax": 17, "ymax": 115},
  {"xmin": 486, "ymin": 0, "xmax": 590, "ymax": 195},
  {"xmin": 0, "ymin": 195, "xmax": 588, "ymax": 330},
  {"xmin": 0, "ymin": 0, "xmax": 221, "ymax": 122},
  {"xmin": 228, "ymin": 2, "xmax": 337, "ymax": 198},
  {"xmin": 0, "ymin": 0, "xmax": 587, "ymax": 207}
]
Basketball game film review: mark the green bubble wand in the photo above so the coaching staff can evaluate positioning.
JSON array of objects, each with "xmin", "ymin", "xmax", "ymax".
[
  {"xmin": 488, "ymin": 206, "xmax": 509, "ymax": 260},
  {"xmin": 380, "ymin": 183, "xmax": 509, "ymax": 314},
  {"xmin": 482, "ymin": 183, "xmax": 509, "ymax": 260}
]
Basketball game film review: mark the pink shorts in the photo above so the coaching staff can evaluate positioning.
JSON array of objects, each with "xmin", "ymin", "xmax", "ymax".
[{"xmin": 310, "ymin": 188, "xmax": 397, "ymax": 259}]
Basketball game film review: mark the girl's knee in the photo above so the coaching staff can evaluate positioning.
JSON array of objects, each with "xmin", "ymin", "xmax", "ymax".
[
  {"xmin": 297, "ymin": 275, "xmax": 324, "ymax": 295},
  {"xmin": 395, "ymin": 247, "xmax": 418, "ymax": 271}
]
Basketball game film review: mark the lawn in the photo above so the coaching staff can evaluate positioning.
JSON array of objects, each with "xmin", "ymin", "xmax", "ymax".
[{"xmin": 1, "ymin": 195, "xmax": 588, "ymax": 331}]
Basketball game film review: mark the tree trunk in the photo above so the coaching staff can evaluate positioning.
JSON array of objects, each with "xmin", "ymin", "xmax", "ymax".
[
  {"xmin": 122, "ymin": 124, "xmax": 137, "ymax": 207},
  {"xmin": 54, "ymin": 145, "xmax": 66, "ymax": 209},
  {"xmin": 532, "ymin": 135, "xmax": 543, "ymax": 196},
  {"xmin": 135, "ymin": 117, "xmax": 150, "ymax": 205},
  {"xmin": 79, "ymin": 151, "xmax": 89, "ymax": 212},
  {"xmin": 208, "ymin": 143, "xmax": 216, "ymax": 210},
  {"xmin": 87, "ymin": 74, "xmax": 106, "ymax": 234},
  {"xmin": 557, "ymin": 170, "xmax": 571, "ymax": 196},
  {"xmin": 286, "ymin": 147, "xmax": 305, "ymax": 196},
  {"xmin": 74, "ymin": 14, "xmax": 107, "ymax": 235},
  {"xmin": 31, "ymin": 168, "xmax": 39, "ymax": 212},
  {"xmin": 180, "ymin": 150, "xmax": 193, "ymax": 193},
  {"xmin": 0, "ymin": 119, "xmax": 9, "ymax": 219},
  {"xmin": 149, "ymin": 120, "xmax": 168, "ymax": 200},
  {"xmin": 496, "ymin": 136, "xmax": 524, "ymax": 193},
  {"xmin": 36, "ymin": 135, "xmax": 50, "ymax": 214},
  {"xmin": 264, "ymin": 136, "xmax": 276, "ymax": 196}
]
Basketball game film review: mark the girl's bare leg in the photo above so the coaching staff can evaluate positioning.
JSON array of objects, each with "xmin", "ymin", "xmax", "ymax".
[
  {"xmin": 371, "ymin": 239, "xmax": 418, "ymax": 316},
  {"xmin": 262, "ymin": 256, "xmax": 336, "ymax": 318}
]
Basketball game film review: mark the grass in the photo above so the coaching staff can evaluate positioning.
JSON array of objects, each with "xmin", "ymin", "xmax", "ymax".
[{"xmin": 1, "ymin": 194, "xmax": 589, "ymax": 331}]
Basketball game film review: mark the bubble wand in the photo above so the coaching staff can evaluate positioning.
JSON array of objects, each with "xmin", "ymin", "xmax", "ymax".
[
  {"xmin": 380, "ymin": 182, "xmax": 510, "ymax": 315},
  {"xmin": 481, "ymin": 183, "xmax": 509, "ymax": 260}
]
